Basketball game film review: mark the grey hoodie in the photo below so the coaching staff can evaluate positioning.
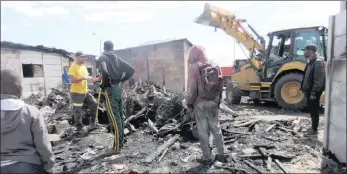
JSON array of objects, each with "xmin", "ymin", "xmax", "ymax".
[
  {"xmin": 97, "ymin": 51, "xmax": 135, "ymax": 83},
  {"xmin": 1, "ymin": 94, "xmax": 55, "ymax": 171}
]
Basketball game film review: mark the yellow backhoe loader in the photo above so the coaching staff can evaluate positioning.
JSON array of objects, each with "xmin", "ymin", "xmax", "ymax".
[{"xmin": 195, "ymin": 3, "xmax": 327, "ymax": 110}]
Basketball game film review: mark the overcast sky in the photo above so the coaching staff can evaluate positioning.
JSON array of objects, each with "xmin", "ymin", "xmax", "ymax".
[{"xmin": 1, "ymin": 1, "xmax": 340, "ymax": 66}]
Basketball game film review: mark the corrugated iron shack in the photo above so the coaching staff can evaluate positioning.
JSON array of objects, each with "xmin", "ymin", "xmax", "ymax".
[{"xmin": 1, "ymin": 41, "xmax": 97, "ymax": 99}]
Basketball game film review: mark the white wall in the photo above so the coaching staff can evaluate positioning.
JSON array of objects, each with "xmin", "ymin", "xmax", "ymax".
[
  {"xmin": 323, "ymin": 9, "xmax": 346, "ymax": 163},
  {"xmin": 22, "ymin": 50, "xmax": 46, "ymax": 98},
  {"xmin": 1, "ymin": 48, "xmax": 96, "ymax": 99},
  {"xmin": 1, "ymin": 49, "xmax": 46, "ymax": 98},
  {"xmin": 43, "ymin": 53, "xmax": 64, "ymax": 95}
]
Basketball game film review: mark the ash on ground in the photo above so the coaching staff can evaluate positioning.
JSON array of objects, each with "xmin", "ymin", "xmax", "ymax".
[{"xmin": 28, "ymin": 82, "xmax": 346, "ymax": 174}]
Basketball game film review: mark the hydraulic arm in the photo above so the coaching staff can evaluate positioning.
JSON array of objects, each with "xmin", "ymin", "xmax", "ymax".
[{"xmin": 194, "ymin": 3, "xmax": 265, "ymax": 70}]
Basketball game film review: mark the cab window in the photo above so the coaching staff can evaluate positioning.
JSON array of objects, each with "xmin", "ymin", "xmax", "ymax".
[
  {"xmin": 268, "ymin": 34, "xmax": 291, "ymax": 61},
  {"xmin": 295, "ymin": 30, "xmax": 323, "ymax": 60}
]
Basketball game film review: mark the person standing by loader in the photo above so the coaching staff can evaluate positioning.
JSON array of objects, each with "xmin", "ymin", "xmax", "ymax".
[
  {"xmin": 300, "ymin": 44, "xmax": 325, "ymax": 136},
  {"xmin": 97, "ymin": 41, "xmax": 135, "ymax": 154},
  {"xmin": 186, "ymin": 45, "xmax": 227, "ymax": 165}
]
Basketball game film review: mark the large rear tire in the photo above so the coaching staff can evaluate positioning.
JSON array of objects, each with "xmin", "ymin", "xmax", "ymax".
[
  {"xmin": 274, "ymin": 73, "xmax": 307, "ymax": 110},
  {"xmin": 225, "ymin": 81, "xmax": 242, "ymax": 105}
]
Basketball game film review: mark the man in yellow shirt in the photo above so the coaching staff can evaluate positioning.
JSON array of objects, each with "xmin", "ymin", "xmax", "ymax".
[{"xmin": 69, "ymin": 51, "xmax": 99, "ymax": 130}]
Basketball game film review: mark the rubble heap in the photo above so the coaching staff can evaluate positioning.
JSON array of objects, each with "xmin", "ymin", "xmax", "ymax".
[
  {"xmin": 122, "ymin": 81, "xmax": 238, "ymax": 138},
  {"xmin": 31, "ymin": 83, "xmax": 345, "ymax": 173}
]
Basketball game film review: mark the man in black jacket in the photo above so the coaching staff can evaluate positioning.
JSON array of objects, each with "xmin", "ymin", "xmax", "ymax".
[
  {"xmin": 97, "ymin": 41, "xmax": 135, "ymax": 154},
  {"xmin": 300, "ymin": 44, "xmax": 325, "ymax": 136}
]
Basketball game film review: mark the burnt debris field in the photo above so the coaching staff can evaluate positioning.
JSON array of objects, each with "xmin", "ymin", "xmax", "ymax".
[{"xmin": 30, "ymin": 82, "xmax": 346, "ymax": 174}]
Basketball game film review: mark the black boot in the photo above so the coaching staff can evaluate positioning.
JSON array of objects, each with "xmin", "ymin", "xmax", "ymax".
[{"xmin": 304, "ymin": 128, "xmax": 318, "ymax": 137}]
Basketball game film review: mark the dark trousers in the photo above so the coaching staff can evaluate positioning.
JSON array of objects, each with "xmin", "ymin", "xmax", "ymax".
[
  {"xmin": 104, "ymin": 84, "xmax": 124, "ymax": 152},
  {"xmin": 70, "ymin": 92, "xmax": 98, "ymax": 126},
  {"xmin": 307, "ymin": 92, "xmax": 322, "ymax": 132}
]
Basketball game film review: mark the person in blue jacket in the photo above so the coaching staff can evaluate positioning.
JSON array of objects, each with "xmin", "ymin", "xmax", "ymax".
[{"xmin": 62, "ymin": 67, "xmax": 71, "ymax": 89}]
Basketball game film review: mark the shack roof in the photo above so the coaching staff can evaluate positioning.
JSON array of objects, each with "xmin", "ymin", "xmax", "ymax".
[{"xmin": 1, "ymin": 41, "xmax": 96, "ymax": 61}]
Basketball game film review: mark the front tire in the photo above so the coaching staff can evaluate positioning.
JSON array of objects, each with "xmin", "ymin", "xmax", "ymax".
[
  {"xmin": 225, "ymin": 81, "xmax": 242, "ymax": 105},
  {"xmin": 274, "ymin": 73, "xmax": 306, "ymax": 110}
]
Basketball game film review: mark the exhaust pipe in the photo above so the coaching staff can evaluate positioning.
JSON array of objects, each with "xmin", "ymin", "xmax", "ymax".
[{"xmin": 194, "ymin": 3, "xmax": 236, "ymax": 28}]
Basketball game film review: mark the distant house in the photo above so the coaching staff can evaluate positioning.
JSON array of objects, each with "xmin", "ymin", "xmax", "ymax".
[
  {"xmin": 0, "ymin": 41, "xmax": 97, "ymax": 99},
  {"xmin": 220, "ymin": 66, "xmax": 235, "ymax": 87},
  {"xmin": 114, "ymin": 38, "xmax": 193, "ymax": 92}
]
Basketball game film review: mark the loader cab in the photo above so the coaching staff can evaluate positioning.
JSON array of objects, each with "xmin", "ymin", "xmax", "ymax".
[
  {"xmin": 293, "ymin": 27, "xmax": 327, "ymax": 61},
  {"xmin": 263, "ymin": 26, "xmax": 327, "ymax": 82},
  {"xmin": 262, "ymin": 31, "xmax": 293, "ymax": 81}
]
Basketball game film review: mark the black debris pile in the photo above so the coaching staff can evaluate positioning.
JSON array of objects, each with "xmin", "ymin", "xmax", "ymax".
[
  {"xmin": 30, "ymin": 82, "xmax": 344, "ymax": 173},
  {"xmin": 29, "ymin": 88, "xmax": 73, "ymax": 125},
  {"xmin": 122, "ymin": 80, "xmax": 238, "ymax": 139}
]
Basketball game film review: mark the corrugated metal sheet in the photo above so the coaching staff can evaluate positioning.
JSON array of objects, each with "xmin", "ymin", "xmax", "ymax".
[
  {"xmin": 1, "ymin": 42, "xmax": 98, "ymax": 99},
  {"xmin": 1, "ymin": 41, "xmax": 97, "ymax": 61},
  {"xmin": 1, "ymin": 41, "xmax": 72, "ymax": 59}
]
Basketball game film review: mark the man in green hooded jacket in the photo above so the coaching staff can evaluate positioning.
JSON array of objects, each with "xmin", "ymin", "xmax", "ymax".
[{"xmin": 97, "ymin": 41, "xmax": 135, "ymax": 154}]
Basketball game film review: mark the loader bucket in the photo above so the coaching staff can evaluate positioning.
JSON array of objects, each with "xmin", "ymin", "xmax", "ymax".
[{"xmin": 194, "ymin": 3, "xmax": 236, "ymax": 29}]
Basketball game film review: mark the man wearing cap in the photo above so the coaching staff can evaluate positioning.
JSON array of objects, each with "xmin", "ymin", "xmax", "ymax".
[
  {"xmin": 69, "ymin": 51, "xmax": 100, "ymax": 131},
  {"xmin": 300, "ymin": 44, "xmax": 325, "ymax": 136},
  {"xmin": 97, "ymin": 41, "xmax": 135, "ymax": 153}
]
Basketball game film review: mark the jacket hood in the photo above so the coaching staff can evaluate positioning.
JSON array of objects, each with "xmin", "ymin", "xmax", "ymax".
[
  {"xmin": 102, "ymin": 51, "xmax": 120, "ymax": 67},
  {"xmin": 188, "ymin": 45, "xmax": 209, "ymax": 64},
  {"xmin": 1, "ymin": 94, "xmax": 24, "ymax": 134},
  {"xmin": 103, "ymin": 51, "xmax": 116, "ymax": 56}
]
